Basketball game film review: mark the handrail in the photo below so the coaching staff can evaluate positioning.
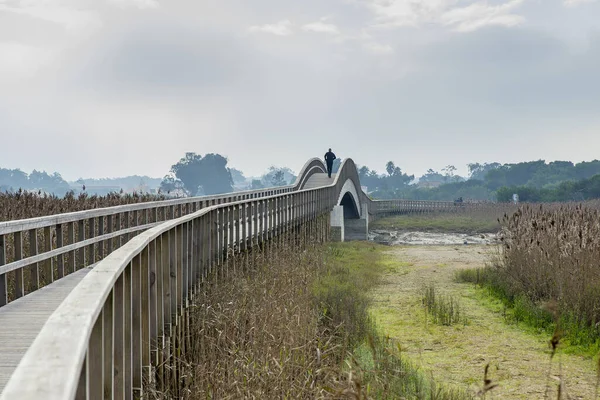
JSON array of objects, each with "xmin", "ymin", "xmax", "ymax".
[
  {"xmin": 0, "ymin": 158, "xmax": 327, "ymax": 307},
  {"xmin": 0, "ymin": 161, "xmax": 342, "ymax": 400},
  {"xmin": 0, "ymin": 158, "xmax": 327, "ymax": 236}
]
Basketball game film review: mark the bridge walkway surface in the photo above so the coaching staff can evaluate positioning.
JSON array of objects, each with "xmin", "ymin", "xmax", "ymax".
[
  {"xmin": 0, "ymin": 266, "xmax": 93, "ymax": 392},
  {"xmin": 302, "ymin": 173, "xmax": 336, "ymax": 189}
]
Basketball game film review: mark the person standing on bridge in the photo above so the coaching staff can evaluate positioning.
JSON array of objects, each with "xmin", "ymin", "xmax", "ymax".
[{"xmin": 324, "ymin": 148, "xmax": 336, "ymax": 178}]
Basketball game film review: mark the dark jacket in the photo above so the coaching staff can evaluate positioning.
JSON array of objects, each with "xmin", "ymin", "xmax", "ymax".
[{"xmin": 324, "ymin": 151, "xmax": 336, "ymax": 164}]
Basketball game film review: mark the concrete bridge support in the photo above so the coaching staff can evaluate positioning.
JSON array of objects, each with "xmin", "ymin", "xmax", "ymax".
[
  {"xmin": 331, "ymin": 204, "xmax": 370, "ymax": 242},
  {"xmin": 330, "ymin": 205, "xmax": 344, "ymax": 242},
  {"xmin": 344, "ymin": 203, "xmax": 369, "ymax": 241}
]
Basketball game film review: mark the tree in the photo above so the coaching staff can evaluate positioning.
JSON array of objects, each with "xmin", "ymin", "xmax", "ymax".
[
  {"xmin": 230, "ymin": 168, "xmax": 246, "ymax": 186},
  {"xmin": 419, "ymin": 169, "xmax": 444, "ymax": 183},
  {"xmin": 271, "ymin": 170, "xmax": 286, "ymax": 186},
  {"xmin": 169, "ymin": 152, "xmax": 233, "ymax": 196},
  {"xmin": 386, "ymin": 161, "xmax": 395, "ymax": 177},
  {"xmin": 467, "ymin": 162, "xmax": 501, "ymax": 181},
  {"xmin": 159, "ymin": 174, "xmax": 183, "ymax": 194},
  {"xmin": 250, "ymin": 179, "xmax": 264, "ymax": 190},
  {"xmin": 442, "ymin": 165, "xmax": 457, "ymax": 182},
  {"xmin": 261, "ymin": 167, "xmax": 296, "ymax": 187}
]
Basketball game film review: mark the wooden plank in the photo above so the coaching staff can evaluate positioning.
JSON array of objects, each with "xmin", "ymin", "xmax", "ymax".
[{"xmin": 0, "ymin": 267, "xmax": 92, "ymax": 392}]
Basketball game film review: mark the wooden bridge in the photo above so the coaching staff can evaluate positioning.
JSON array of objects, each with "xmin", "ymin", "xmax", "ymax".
[{"xmin": 0, "ymin": 158, "xmax": 462, "ymax": 400}]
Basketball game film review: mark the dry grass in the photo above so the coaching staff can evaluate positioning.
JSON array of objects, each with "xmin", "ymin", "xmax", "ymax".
[
  {"xmin": 0, "ymin": 190, "xmax": 168, "ymax": 301},
  {"xmin": 496, "ymin": 203, "xmax": 600, "ymax": 344},
  {"xmin": 147, "ymin": 234, "xmax": 474, "ymax": 399},
  {"xmin": 0, "ymin": 190, "xmax": 165, "ymax": 222},
  {"xmin": 456, "ymin": 201, "xmax": 600, "ymax": 355}
]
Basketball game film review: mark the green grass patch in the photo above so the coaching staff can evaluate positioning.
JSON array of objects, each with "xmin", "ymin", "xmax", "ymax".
[
  {"xmin": 318, "ymin": 242, "xmax": 474, "ymax": 399},
  {"xmin": 422, "ymin": 284, "xmax": 468, "ymax": 326},
  {"xmin": 370, "ymin": 214, "xmax": 500, "ymax": 234},
  {"xmin": 456, "ymin": 267, "xmax": 600, "ymax": 357}
]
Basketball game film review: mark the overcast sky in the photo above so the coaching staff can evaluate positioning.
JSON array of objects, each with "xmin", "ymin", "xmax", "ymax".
[{"xmin": 1, "ymin": 0, "xmax": 600, "ymax": 180}]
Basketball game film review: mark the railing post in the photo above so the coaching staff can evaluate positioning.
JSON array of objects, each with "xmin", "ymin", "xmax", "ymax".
[
  {"xmin": 124, "ymin": 262, "xmax": 133, "ymax": 400},
  {"xmin": 169, "ymin": 228, "xmax": 178, "ymax": 327},
  {"xmin": 87, "ymin": 310, "xmax": 104, "ymax": 399},
  {"xmin": 78, "ymin": 220, "xmax": 86, "ymax": 269},
  {"xmin": 68, "ymin": 222, "xmax": 76, "ymax": 273},
  {"xmin": 28, "ymin": 229, "xmax": 39, "ymax": 293},
  {"xmin": 104, "ymin": 290, "xmax": 114, "ymax": 399},
  {"xmin": 141, "ymin": 245, "xmax": 152, "ymax": 389},
  {"xmin": 181, "ymin": 222, "xmax": 188, "ymax": 303},
  {"xmin": 124, "ymin": 211, "xmax": 131, "ymax": 244},
  {"xmin": 161, "ymin": 232, "xmax": 171, "ymax": 390},
  {"xmin": 56, "ymin": 224, "xmax": 64, "ymax": 279},
  {"xmin": 14, "ymin": 231, "xmax": 24, "ymax": 299},
  {"xmin": 242, "ymin": 203, "xmax": 248, "ymax": 252},
  {"xmin": 98, "ymin": 216, "xmax": 105, "ymax": 260},
  {"xmin": 132, "ymin": 255, "xmax": 142, "ymax": 397},
  {"xmin": 44, "ymin": 226, "xmax": 53, "ymax": 285},
  {"xmin": 0, "ymin": 235, "xmax": 6, "ymax": 306},
  {"xmin": 107, "ymin": 215, "xmax": 114, "ymax": 255},
  {"xmin": 155, "ymin": 235, "xmax": 165, "ymax": 390},
  {"xmin": 88, "ymin": 217, "xmax": 96, "ymax": 264},
  {"xmin": 114, "ymin": 274, "xmax": 125, "ymax": 399}
]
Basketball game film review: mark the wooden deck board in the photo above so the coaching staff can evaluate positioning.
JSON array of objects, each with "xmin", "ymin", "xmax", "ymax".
[
  {"xmin": 303, "ymin": 173, "xmax": 336, "ymax": 189},
  {"xmin": 0, "ymin": 267, "xmax": 92, "ymax": 393}
]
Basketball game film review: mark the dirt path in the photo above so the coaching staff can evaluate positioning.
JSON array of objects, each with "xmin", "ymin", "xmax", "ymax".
[{"xmin": 370, "ymin": 244, "xmax": 598, "ymax": 399}]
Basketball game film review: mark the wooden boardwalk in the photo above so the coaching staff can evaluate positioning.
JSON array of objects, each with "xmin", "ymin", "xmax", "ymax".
[
  {"xmin": 0, "ymin": 157, "xmax": 467, "ymax": 400},
  {"xmin": 302, "ymin": 173, "xmax": 336, "ymax": 189},
  {"xmin": 0, "ymin": 267, "xmax": 92, "ymax": 392}
]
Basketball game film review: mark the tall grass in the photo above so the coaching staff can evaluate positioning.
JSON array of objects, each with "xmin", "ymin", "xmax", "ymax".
[
  {"xmin": 151, "ymin": 236, "xmax": 474, "ymax": 399},
  {"xmin": 0, "ymin": 190, "xmax": 166, "ymax": 222},
  {"xmin": 422, "ymin": 284, "xmax": 468, "ymax": 326},
  {"xmin": 457, "ymin": 201, "xmax": 600, "ymax": 354}
]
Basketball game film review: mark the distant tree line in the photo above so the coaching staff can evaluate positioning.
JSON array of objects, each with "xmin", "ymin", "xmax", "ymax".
[
  {"xmin": 6, "ymin": 154, "xmax": 600, "ymax": 203},
  {"xmin": 0, "ymin": 168, "xmax": 71, "ymax": 196},
  {"xmin": 363, "ymin": 159, "xmax": 600, "ymax": 203},
  {"xmin": 158, "ymin": 152, "xmax": 298, "ymax": 196}
]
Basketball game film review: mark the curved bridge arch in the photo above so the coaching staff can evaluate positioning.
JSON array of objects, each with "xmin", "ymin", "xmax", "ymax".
[{"xmin": 337, "ymin": 178, "xmax": 362, "ymax": 219}]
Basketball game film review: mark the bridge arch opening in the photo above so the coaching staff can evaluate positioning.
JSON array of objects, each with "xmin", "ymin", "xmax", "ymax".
[{"xmin": 340, "ymin": 191, "xmax": 360, "ymax": 219}]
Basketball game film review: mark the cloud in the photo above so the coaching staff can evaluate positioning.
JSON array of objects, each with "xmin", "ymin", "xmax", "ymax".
[
  {"xmin": 106, "ymin": 0, "xmax": 159, "ymax": 9},
  {"xmin": 364, "ymin": 41, "xmax": 394, "ymax": 54},
  {"xmin": 248, "ymin": 19, "xmax": 293, "ymax": 36},
  {"xmin": 563, "ymin": 0, "xmax": 597, "ymax": 6},
  {"xmin": 0, "ymin": 42, "xmax": 53, "ymax": 82},
  {"xmin": 440, "ymin": 0, "xmax": 525, "ymax": 32},
  {"xmin": 302, "ymin": 20, "xmax": 340, "ymax": 35},
  {"xmin": 0, "ymin": 1, "xmax": 102, "ymax": 31},
  {"xmin": 362, "ymin": 0, "xmax": 526, "ymax": 32}
]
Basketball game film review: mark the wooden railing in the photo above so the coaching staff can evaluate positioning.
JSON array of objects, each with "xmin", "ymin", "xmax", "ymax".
[
  {"xmin": 0, "ymin": 157, "xmax": 370, "ymax": 400},
  {"xmin": 370, "ymin": 199, "xmax": 463, "ymax": 215},
  {"xmin": 0, "ymin": 158, "xmax": 328, "ymax": 308}
]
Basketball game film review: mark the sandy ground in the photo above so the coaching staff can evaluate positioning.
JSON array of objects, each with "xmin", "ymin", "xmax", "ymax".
[{"xmin": 370, "ymin": 244, "xmax": 598, "ymax": 399}]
